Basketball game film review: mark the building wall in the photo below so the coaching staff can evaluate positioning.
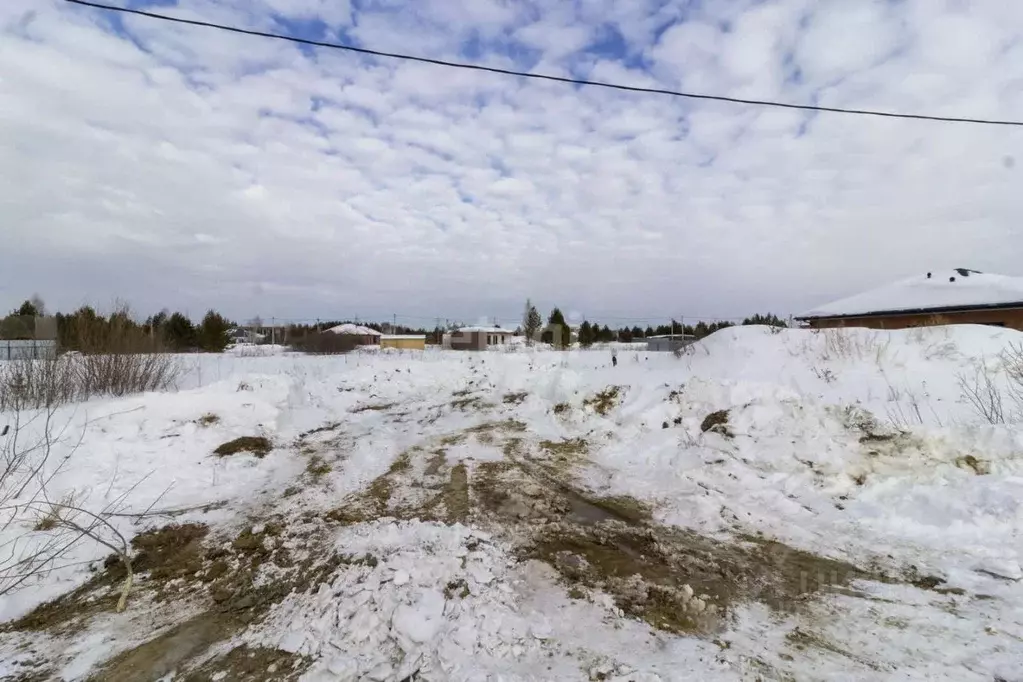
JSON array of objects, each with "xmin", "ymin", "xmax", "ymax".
[
  {"xmin": 804, "ymin": 308, "xmax": 1023, "ymax": 331},
  {"xmin": 380, "ymin": 337, "xmax": 426, "ymax": 350},
  {"xmin": 448, "ymin": 331, "xmax": 514, "ymax": 350},
  {"xmin": 449, "ymin": 331, "xmax": 485, "ymax": 351}
]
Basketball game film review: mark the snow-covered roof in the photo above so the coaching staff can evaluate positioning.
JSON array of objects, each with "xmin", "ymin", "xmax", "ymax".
[
  {"xmin": 456, "ymin": 326, "xmax": 512, "ymax": 334},
  {"xmin": 799, "ymin": 269, "xmax": 1023, "ymax": 319},
  {"xmin": 327, "ymin": 323, "xmax": 382, "ymax": 336}
]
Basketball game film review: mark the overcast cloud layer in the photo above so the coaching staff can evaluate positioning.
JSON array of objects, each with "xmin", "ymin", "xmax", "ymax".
[{"xmin": 2, "ymin": 0, "xmax": 1023, "ymax": 326}]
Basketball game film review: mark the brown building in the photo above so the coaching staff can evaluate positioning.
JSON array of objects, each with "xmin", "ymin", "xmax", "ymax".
[
  {"xmin": 446, "ymin": 327, "xmax": 513, "ymax": 351},
  {"xmin": 797, "ymin": 269, "xmax": 1023, "ymax": 331}
]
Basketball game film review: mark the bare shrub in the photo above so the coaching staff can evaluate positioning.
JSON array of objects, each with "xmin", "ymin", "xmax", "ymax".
[
  {"xmin": 822, "ymin": 328, "xmax": 890, "ymax": 363},
  {"xmin": 74, "ymin": 352, "xmax": 178, "ymax": 399},
  {"xmin": 0, "ymin": 307, "xmax": 179, "ymax": 409},
  {"xmin": 1004, "ymin": 343, "xmax": 1023, "ymax": 408},
  {"xmin": 0, "ymin": 404, "xmax": 133, "ymax": 608},
  {"xmin": 0, "ymin": 357, "xmax": 79, "ymax": 411},
  {"xmin": 957, "ymin": 363, "xmax": 1007, "ymax": 425}
]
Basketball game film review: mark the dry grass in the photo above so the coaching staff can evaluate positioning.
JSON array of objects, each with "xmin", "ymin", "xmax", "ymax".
[
  {"xmin": 197, "ymin": 413, "xmax": 220, "ymax": 427},
  {"xmin": 213, "ymin": 437, "xmax": 272, "ymax": 458},
  {"xmin": 583, "ymin": 386, "xmax": 622, "ymax": 416},
  {"xmin": 502, "ymin": 391, "xmax": 528, "ymax": 405},
  {"xmin": 700, "ymin": 410, "xmax": 733, "ymax": 438}
]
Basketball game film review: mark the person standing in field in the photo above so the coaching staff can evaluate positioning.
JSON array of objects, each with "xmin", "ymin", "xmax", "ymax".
[{"xmin": 611, "ymin": 348, "xmax": 618, "ymax": 367}]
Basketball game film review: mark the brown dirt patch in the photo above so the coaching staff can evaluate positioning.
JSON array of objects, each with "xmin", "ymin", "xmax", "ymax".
[
  {"xmin": 539, "ymin": 438, "xmax": 589, "ymax": 470},
  {"xmin": 424, "ymin": 449, "xmax": 447, "ymax": 476},
  {"xmin": 5, "ymin": 523, "xmax": 212, "ymax": 634},
  {"xmin": 503, "ymin": 391, "xmax": 528, "ymax": 405},
  {"xmin": 214, "ymin": 436, "xmax": 272, "ymax": 458},
  {"xmin": 444, "ymin": 464, "xmax": 470, "ymax": 523},
  {"xmin": 197, "ymin": 413, "xmax": 220, "ymax": 427},
  {"xmin": 700, "ymin": 410, "xmax": 733, "ymax": 438},
  {"xmin": 583, "ymin": 386, "xmax": 622, "ymax": 416},
  {"xmin": 305, "ymin": 454, "xmax": 332, "ymax": 481},
  {"xmin": 350, "ymin": 402, "xmax": 397, "ymax": 413},
  {"xmin": 181, "ymin": 645, "xmax": 310, "ymax": 682}
]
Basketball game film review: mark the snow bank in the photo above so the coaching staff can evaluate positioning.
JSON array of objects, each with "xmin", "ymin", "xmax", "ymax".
[{"xmin": 3, "ymin": 324, "xmax": 1023, "ymax": 679}]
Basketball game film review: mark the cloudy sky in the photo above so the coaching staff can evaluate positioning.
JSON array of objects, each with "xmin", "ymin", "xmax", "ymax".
[{"xmin": 2, "ymin": 0, "xmax": 1023, "ymax": 327}]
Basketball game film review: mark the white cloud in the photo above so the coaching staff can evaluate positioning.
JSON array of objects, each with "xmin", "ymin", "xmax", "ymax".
[{"xmin": 1, "ymin": 0, "xmax": 1023, "ymax": 326}]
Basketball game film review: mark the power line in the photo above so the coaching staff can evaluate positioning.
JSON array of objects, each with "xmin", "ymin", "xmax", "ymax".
[{"xmin": 67, "ymin": 0, "xmax": 1023, "ymax": 128}]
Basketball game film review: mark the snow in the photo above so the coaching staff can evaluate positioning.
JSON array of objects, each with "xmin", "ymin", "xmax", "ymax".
[
  {"xmin": 380, "ymin": 335, "xmax": 427, "ymax": 340},
  {"xmin": 801, "ymin": 269, "xmax": 1023, "ymax": 318},
  {"xmin": 4, "ymin": 324, "xmax": 1023, "ymax": 679},
  {"xmin": 326, "ymin": 323, "xmax": 382, "ymax": 336}
]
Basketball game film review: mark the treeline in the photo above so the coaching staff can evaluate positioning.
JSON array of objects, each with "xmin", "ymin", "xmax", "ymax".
[
  {"xmin": 8, "ymin": 299, "xmax": 234, "ymax": 353},
  {"xmin": 521, "ymin": 301, "xmax": 787, "ymax": 347}
]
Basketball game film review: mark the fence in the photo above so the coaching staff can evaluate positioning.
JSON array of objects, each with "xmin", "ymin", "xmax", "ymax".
[{"xmin": 1, "ymin": 340, "xmax": 57, "ymax": 361}]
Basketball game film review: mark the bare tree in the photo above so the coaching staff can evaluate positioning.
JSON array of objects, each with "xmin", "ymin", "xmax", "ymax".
[{"xmin": 0, "ymin": 403, "xmax": 134, "ymax": 610}]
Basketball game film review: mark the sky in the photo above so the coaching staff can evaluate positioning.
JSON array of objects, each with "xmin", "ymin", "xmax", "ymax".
[{"xmin": 2, "ymin": 0, "xmax": 1023, "ymax": 328}]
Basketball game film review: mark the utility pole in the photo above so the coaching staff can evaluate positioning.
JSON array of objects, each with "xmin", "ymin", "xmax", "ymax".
[{"xmin": 271, "ymin": 317, "xmax": 276, "ymax": 345}]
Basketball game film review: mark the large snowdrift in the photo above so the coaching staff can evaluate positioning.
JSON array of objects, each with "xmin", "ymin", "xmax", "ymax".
[{"xmin": 2, "ymin": 325, "xmax": 1022, "ymax": 680}]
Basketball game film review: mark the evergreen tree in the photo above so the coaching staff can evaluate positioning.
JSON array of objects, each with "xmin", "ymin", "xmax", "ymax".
[
  {"xmin": 523, "ymin": 299, "xmax": 542, "ymax": 345},
  {"xmin": 164, "ymin": 312, "xmax": 196, "ymax": 351},
  {"xmin": 198, "ymin": 310, "xmax": 231, "ymax": 353},
  {"xmin": 544, "ymin": 307, "xmax": 572, "ymax": 348},
  {"xmin": 631, "ymin": 326, "xmax": 644, "ymax": 339},
  {"xmin": 14, "ymin": 299, "xmax": 40, "ymax": 317},
  {"xmin": 578, "ymin": 320, "xmax": 594, "ymax": 347},
  {"xmin": 645, "ymin": 326, "xmax": 655, "ymax": 337},
  {"xmin": 742, "ymin": 313, "xmax": 787, "ymax": 328}
]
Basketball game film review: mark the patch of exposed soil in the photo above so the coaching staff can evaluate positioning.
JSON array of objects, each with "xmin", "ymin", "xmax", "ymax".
[
  {"xmin": 472, "ymin": 449, "xmax": 867, "ymax": 635},
  {"xmin": 700, "ymin": 410, "xmax": 733, "ymax": 438},
  {"xmin": 214, "ymin": 436, "xmax": 272, "ymax": 458},
  {"xmin": 6, "ymin": 524, "xmax": 211, "ymax": 635},
  {"xmin": 444, "ymin": 463, "xmax": 470, "ymax": 523},
  {"xmin": 197, "ymin": 413, "xmax": 220, "ymax": 427},
  {"xmin": 12, "ymin": 515, "xmax": 344, "ymax": 681},
  {"xmin": 181, "ymin": 645, "xmax": 311, "ymax": 682},
  {"xmin": 503, "ymin": 391, "xmax": 528, "ymax": 405},
  {"xmin": 583, "ymin": 386, "xmax": 623, "ymax": 416},
  {"xmin": 350, "ymin": 402, "xmax": 397, "ymax": 413}
]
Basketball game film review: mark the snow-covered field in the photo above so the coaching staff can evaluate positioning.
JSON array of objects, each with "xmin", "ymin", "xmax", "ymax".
[{"xmin": 2, "ymin": 326, "xmax": 1023, "ymax": 681}]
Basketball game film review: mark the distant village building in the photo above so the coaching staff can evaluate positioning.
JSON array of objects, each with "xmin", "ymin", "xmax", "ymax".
[
  {"xmin": 797, "ymin": 269, "xmax": 1023, "ymax": 331},
  {"xmin": 380, "ymin": 335, "xmax": 426, "ymax": 350},
  {"xmin": 645, "ymin": 334, "xmax": 697, "ymax": 352},
  {"xmin": 326, "ymin": 323, "xmax": 382, "ymax": 346},
  {"xmin": 445, "ymin": 327, "xmax": 513, "ymax": 351}
]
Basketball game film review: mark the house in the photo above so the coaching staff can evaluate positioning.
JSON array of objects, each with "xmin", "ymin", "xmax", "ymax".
[
  {"xmin": 797, "ymin": 269, "xmax": 1023, "ymax": 331},
  {"xmin": 326, "ymin": 323, "xmax": 382, "ymax": 346},
  {"xmin": 380, "ymin": 335, "xmax": 426, "ymax": 350},
  {"xmin": 646, "ymin": 334, "xmax": 697, "ymax": 352},
  {"xmin": 446, "ymin": 327, "xmax": 513, "ymax": 351}
]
